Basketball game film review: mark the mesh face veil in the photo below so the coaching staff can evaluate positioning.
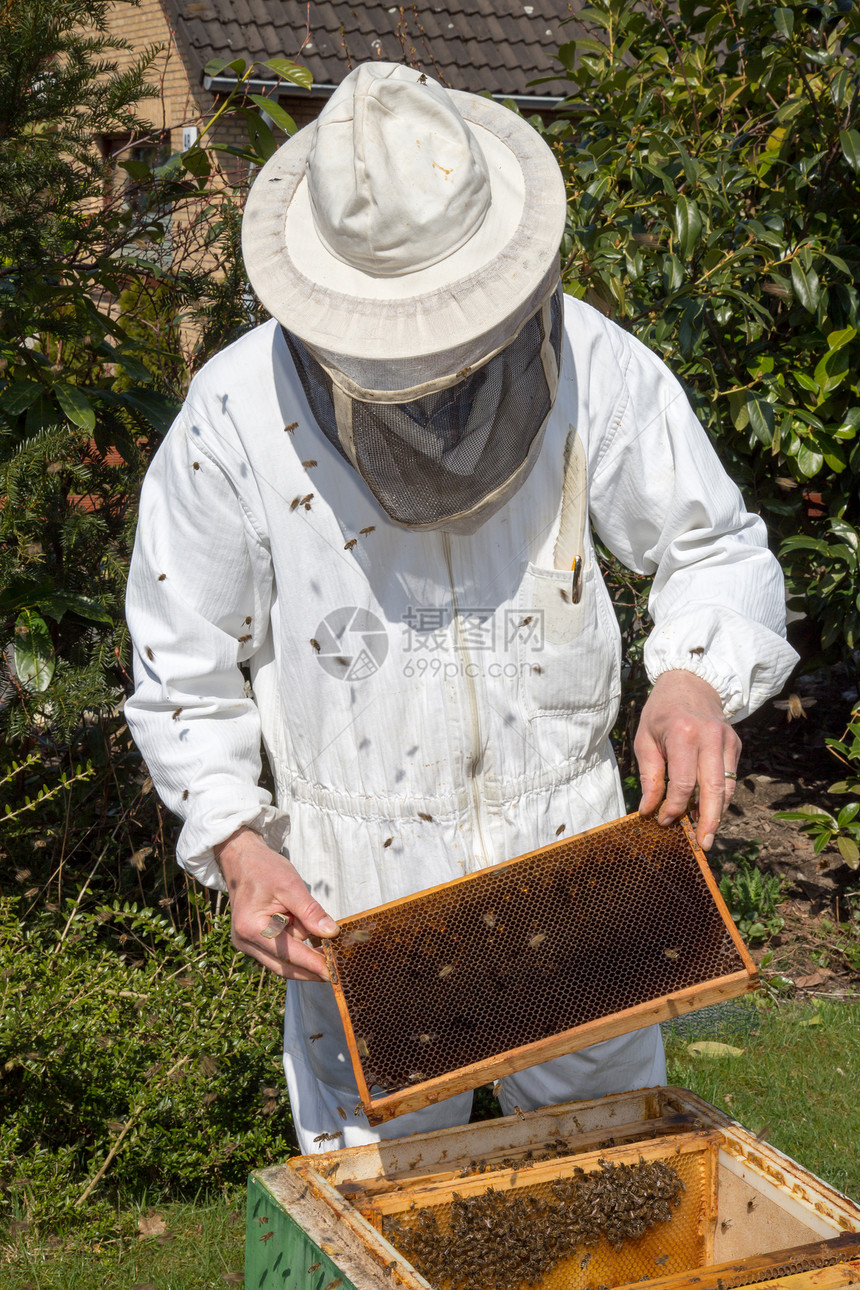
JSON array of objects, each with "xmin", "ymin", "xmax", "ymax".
[{"xmin": 286, "ymin": 284, "xmax": 563, "ymax": 532}]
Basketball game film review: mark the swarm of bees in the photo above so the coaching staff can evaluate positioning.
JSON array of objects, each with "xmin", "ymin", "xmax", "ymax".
[{"xmin": 383, "ymin": 1157, "xmax": 684, "ymax": 1290}]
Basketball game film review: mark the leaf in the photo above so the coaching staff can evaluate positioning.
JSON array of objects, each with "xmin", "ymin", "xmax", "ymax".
[
  {"xmin": 746, "ymin": 395, "xmax": 774, "ymax": 446},
  {"xmin": 795, "ymin": 443, "xmax": 824, "ymax": 478},
  {"xmin": 203, "ymin": 57, "xmax": 247, "ymax": 79},
  {"xmin": 797, "ymin": 1014, "xmax": 823, "ymax": 1027},
  {"xmin": 837, "ymin": 836, "xmax": 860, "ymax": 867},
  {"xmin": 261, "ymin": 58, "xmax": 313, "ymax": 90},
  {"xmin": 687, "ymin": 1041, "xmax": 745, "ymax": 1058},
  {"xmin": 839, "ymin": 129, "xmax": 860, "ymax": 173},
  {"xmin": 240, "ymin": 108, "xmax": 278, "ymax": 162},
  {"xmin": 55, "ymin": 382, "xmax": 96, "ymax": 432},
  {"xmin": 773, "ymin": 7, "xmax": 794, "ymax": 37},
  {"xmin": 0, "ymin": 380, "xmax": 45, "ymax": 415},
  {"xmin": 137, "ymin": 1211, "xmax": 167, "ymax": 1237},
  {"xmin": 837, "ymin": 802, "xmax": 860, "ymax": 828},
  {"xmin": 791, "ymin": 259, "xmax": 819, "ymax": 312},
  {"xmin": 248, "ymin": 95, "xmax": 298, "ymax": 136},
  {"xmin": 12, "ymin": 611, "xmax": 54, "ymax": 692},
  {"xmin": 674, "ymin": 195, "xmax": 703, "ymax": 260}
]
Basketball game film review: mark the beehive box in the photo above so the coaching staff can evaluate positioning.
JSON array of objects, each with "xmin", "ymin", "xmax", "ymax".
[
  {"xmin": 323, "ymin": 814, "xmax": 757, "ymax": 1124},
  {"xmin": 246, "ymin": 1087, "xmax": 860, "ymax": 1289}
]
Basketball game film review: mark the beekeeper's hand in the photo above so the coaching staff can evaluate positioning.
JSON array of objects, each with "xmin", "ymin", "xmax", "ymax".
[
  {"xmin": 635, "ymin": 670, "xmax": 741, "ymax": 851},
  {"xmin": 215, "ymin": 827, "xmax": 339, "ymax": 979}
]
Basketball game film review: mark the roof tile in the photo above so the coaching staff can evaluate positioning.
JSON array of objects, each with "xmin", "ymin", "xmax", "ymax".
[{"xmin": 167, "ymin": 0, "xmax": 582, "ymax": 98}]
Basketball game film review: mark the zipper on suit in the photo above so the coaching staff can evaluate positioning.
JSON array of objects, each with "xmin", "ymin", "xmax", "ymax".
[{"xmin": 441, "ymin": 531, "xmax": 491, "ymax": 869}]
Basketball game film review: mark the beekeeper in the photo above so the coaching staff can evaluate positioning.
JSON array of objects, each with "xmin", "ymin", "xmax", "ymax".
[{"xmin": 125, "ymin": 63, "xmax": 796, "ymax": 1153}]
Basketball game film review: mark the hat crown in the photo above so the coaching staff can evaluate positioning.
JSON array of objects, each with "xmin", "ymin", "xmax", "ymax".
[{"xmin": 306, "ymin": 63, "xmax": 492, "ymax": 278}]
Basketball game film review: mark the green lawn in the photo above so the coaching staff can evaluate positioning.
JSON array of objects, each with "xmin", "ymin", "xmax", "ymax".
[
  {"xmin": 664, "ymin": 996, "xmax": 860, "ymax": 1200},
  {"xmin": 1, "ymin": 1194, "xmax": 245, "ymax": 1289}
]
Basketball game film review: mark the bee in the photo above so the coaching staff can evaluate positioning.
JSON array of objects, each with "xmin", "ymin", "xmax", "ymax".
[
  {"xmin": 314, "ymin": 1131, "xmax": 342, "ymax": 1143},
  {"xmin": 520, "ymin": 616, "xmax": 533, "ymax": 627},
  {"xmin": 343, "ymin": 929, "xmax": 371, "ymax": 944},
  {"xmin": 192, "ymin": 461, "xmax": 200, "ymax": 470},
  {"xmin": 238, "ymin": 634, "xmax": 252, "ymax": 644},
  {"xmin": 559, "ymin": 588, "xmax": 569, "ymax": 602},
  {"xmin": 259, "ymin": 1231, "xmax": 273, "ymax": 1242},
  {"xmin": 172, "ymin": 707, "xmax": 183, "ymax": 721},
  {"xmin": 290, "ymin": 497, "xmax": 302, "ymax": 511},
  {"xmin": 301, "ymin": 493, "xmax": 314, "ymax": 506},
  {"xmin": 417, "ymin": 72, "xmax": 427, "ymax": 84},
  {"xmin": 145, "ymin": 647, "xmax": 155, "ymax": 661},
  {"xmin": 284, "ymin": 421, "xmax": 298, "ymax": 433},
  {"xmin": 382, "ymin": 1261, "xmax": 397, "ymax": 1277},
  {"xmin": 655, "ymin": 1253, "xmax": 669, "ymax": 1266},
  {"xmin": 747, "ymin": 1197, "xmax": 758, "ymax": 1213},
  {"xmin": 310, "ymin": 638, "xmax": 321, "ymax": 652},
  {"xmin": 528, "ymin": 933, "xmax": 547, "ymax": 949},
  {"xmin": 323, "ymin": 1280, "xmax": 343, "ymax": 1290},
  {"xmin": 407, "ymin": 1071, "xmax": 425, "ymax": 1083},
  {"xmin": 482, "ymin": 910, "xmax": 497, "ymax": 928},
  {"xmin": 304, "ymin": 502, "xmax": 312, "ymax": 510},
  {"xmin": 357, "ymin": 1037, "xmax": 369, "ymax": 1057},
  {"xmin": 663, "ymin": 947, "xmax": 681, "ymax": 960},
  {"xmin": 418, "ymin": 811, "xmax": 433, "ymax": 822},
  {"xmin": 581, "ymin": 1253, "xmax": 592, "ymax": 1269},
  {"xmin": 302, "ymin": 459, "xmax": 317, "ymax": 467},
  {"xmin": 244, "ymin": 616, "xmax": 252, "ymax": 624},
  {"xmin": 383, "ymin": 837, "xmax": 393, "ymax": 848},
  {"xmin": 531, "ymin": 664, "xmax": 542, "ymax": 674},
  {"xmin": 513, "ymin": 1105, "xmax": 525, "ymax": 1120},
  {"xmin": 354, "ymin": 1103, "xmax": 364, "ymax": 1116},
  {"xmin": 438, "ymin": 965, "xmax": 455, "ymax": 979},
  {"xmin": 360, "ymin": 525, "xmax": 375, "ymax": 535},
  {"xmin": 689, "ymin": 645, "xmax": 705, "ymax": 656},
  {"xmin": 344, "ymin": 539, "xmax": 357, "ymax": 551},
  {"xmin": 309, "ymin": 1033, "xmax": 323, "ymax": 1043},
  {"xmin": 307, "ymin": 1262, "xmax": 321, "ymax": 1273},
  {"xmin": 721, "ymin": 1218, "xmax": 733, "ymax": 1233},
  {"xmin": 774, "ymin": 692, "xmax": 817, "ymax": 721},
  {"xmin": 417, "ymin": 1033, "xmax": 435, "ymax": 1045},
  {"xmin": 555, "ymin": 824, "xmax": 565, "ymax": 837},
  {"xmin": 158, "ymin": 572, "xmax": 167, "ymax": 581},
  {"xmin": 335, "ymin": 656, "xmax": 349, "ymax": 666},
  {"xmin": 181, "ymin": 789, "xmax": 189, "ymax": 800},
  {"xmin": 336, "ymin": 1105, "xmax": 347, "ymax": 1120}
]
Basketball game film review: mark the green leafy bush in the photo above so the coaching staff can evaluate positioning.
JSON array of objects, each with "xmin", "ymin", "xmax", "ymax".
[
  {"xmin": 1, "ymin": 894, "xmax": 294, "ymax": 1235},
  {"xmin": 718, "ymin": 850, "xmax": 786, "ymax": 943},
  {"xmin": 544, "ymin": 0, "xmax": 860, "ymax": 661}
]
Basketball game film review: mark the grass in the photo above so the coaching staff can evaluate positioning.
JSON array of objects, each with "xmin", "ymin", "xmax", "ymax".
[
  {"xmin": 664, "ymin": 996, "xmax": 860, "ymax": 1199},
  {"xmin": 0, "ymin": 1193, "xmax": 245, "ymax": 1289}
]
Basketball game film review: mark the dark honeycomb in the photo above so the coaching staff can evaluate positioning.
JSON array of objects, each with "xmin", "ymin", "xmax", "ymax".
[{"xmin": 325, "ymin": 814, "xmax": 751, "ymax": 1100}]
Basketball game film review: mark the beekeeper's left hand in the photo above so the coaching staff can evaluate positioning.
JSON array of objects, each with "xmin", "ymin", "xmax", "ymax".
[{"xmin": 635, "ymin": 670, "xmax": 741, "ymax": 851}]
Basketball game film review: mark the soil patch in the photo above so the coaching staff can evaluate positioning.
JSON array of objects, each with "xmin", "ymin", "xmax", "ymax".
[{"xmin": 709, "ymin": 663, "xmax": 860, "ymax": 995}]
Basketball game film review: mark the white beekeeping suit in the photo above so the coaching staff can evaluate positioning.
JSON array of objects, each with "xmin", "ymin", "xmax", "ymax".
[{"xmin": 125, "ymin": 63, "xmax": 797, "ymax": 1153}]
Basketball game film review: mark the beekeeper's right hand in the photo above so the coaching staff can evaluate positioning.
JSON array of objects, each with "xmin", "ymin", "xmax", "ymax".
[{"xmin": 214, "ymin": 827, "xmax": 339, "ymax": 980}]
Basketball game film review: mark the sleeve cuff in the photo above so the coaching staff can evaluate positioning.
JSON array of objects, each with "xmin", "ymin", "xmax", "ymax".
[{"xmin": 176, "ymin": 805, "xmax": 292, "ymax": 891}]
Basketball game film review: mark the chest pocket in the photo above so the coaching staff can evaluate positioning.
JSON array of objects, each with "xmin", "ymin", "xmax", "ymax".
[{"xmin": 516, "ymin": 428, "xmax": 622, "ymax": 720}]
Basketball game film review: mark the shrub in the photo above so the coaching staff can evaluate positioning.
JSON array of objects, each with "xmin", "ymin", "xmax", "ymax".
[{"xmin": 544, "ymin": 0, "xmax": 860, "ymax": 661}]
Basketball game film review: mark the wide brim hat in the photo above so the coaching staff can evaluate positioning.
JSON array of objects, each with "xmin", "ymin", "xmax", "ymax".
[{"xmin": 241, "ymin": 62, "xmax": 567, "ymax": 396}]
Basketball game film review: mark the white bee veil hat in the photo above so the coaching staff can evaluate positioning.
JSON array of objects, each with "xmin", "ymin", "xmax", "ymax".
[{"xmin": 241, "ymin": 61, "xmax": 567, "ymax": 395}]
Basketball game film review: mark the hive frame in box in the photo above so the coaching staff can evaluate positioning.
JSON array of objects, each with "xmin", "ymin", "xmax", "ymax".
[
  {"xmin": 246, "ymin": 1088, "xmax": 860, "ymax": 1289},
  {"xmin": 323, "ymin": 813, "xmax": 757, "ymax": 1124}
]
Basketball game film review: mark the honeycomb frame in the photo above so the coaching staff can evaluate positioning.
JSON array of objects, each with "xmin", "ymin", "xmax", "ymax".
[{"xmin": 323, "ymin": 814, "xmax": 757, "ymax": 1124}]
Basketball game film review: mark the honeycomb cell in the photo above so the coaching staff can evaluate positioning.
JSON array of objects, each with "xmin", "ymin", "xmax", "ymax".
[{"xmin": 325, "ymin": 814, "xmax": 751, "ymax": 1110}]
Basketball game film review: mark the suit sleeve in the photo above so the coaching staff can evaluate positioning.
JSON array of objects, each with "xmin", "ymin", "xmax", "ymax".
[
  {"xmin": 124, "ymin": 409, "xmax": 288, "ymax": 889},
  {"xmin": 588, "ymin": 330, "xmax": 797, "ymax": 721}
]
